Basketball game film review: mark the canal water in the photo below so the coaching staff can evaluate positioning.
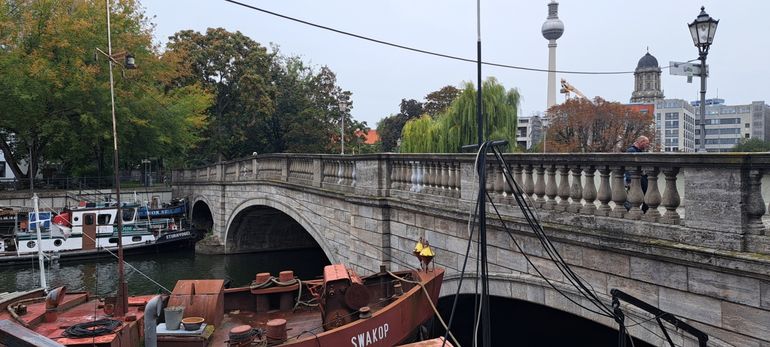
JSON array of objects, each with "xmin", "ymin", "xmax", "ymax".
[{"xmin": 0, "ymin": 248, "xmax": 330, "ymax": 296}]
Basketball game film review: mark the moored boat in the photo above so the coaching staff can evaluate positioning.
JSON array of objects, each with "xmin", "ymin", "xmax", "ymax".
[
  {"xmin": 0, "ymin": 256, "xmax": 444, "ymax": 347},
  {"xmin": 0, "ymin": 200, "xmax": 199, "ymax": 266}
]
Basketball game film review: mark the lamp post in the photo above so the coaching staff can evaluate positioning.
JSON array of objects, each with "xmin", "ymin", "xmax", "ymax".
[
  {"xmin": 339, "ymin": 101, "xmax": 349, "ymax": 155},
  {"xmin": 95, "ymin": 0, "xmax": 136, "ymax": 317},
  {"xmin": 688, "ymin": 6, "xmax": 718, "ymax": 152}
]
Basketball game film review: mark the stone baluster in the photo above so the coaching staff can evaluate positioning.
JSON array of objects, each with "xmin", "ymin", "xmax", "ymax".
[
  {"xmin": 567, "ymin": 165, "xmax": 583, "ymax": 213},
  {"xmin": 609, "ymin": 166, "xmax": 627, "ymax": 218},
  {"xmin": 503, "ymin": 165, "xmax": 514, "ymax": 203},
  {"xmin": 390, "ymin": 161, "xmax": 399, "ymax": 189},
  {"xmin": 746, "ymin": 169, "xmax": 766, "ymax": 234},
  {"xmin": 337, "ymin": 160, "xmax": 344, "ymax": 185},
  {"xmin": 555, "ymin": 165, "xmax": 571, "ymax": 211},
  {"xmin": 641, "ymin": 167, "xmax": 661, "ymax": 222},
  {"xmin": 401, "ymin": 161, "xmax": 409, "ymax": 190},
  {"xmin": 440, "ymin": 162, "xmax": 450, "ymax": 196},
  {"xmin": 580, "ymin": 166, "xmax": 597, "ymax": 215},
  {"xmin": 422, "ymin": 162, "xmax": 432, "ymax": 194},
  {"xmin": 544, "ymin": 165, "xmax": 558, "ymax": 210},
  {"xmin": 430, "ymin": 161, "xmax": 441, "ymax": 195},
  {"xmin": 533, "ymin": 165, "xmax": 546, "ymax": 208},
  {"xmin": 453, "ymin": 162, "xmax": 461, "ymax": 197},
  {"xmin": 625, "ymin": 166, "xmax": 644, "ymax": 220},
  {"xmin": 483, "ymin": 163, "xmax": 492, "ymax": 195},
  {"xmin": 492, "ymin": 165, "xmax": 504, "ymax": 202},
  {"xmin": 408, "ymin": 161, "xmax": 417, "ymax": 192},
  {"xmin": 523, "ymin": 164, "xmax": 535, "ymax": 202},
  {"xmin": 512, "ymin": 164, "xmax": 523, "ymax": 200},
  {"xmin": 350, "ymin": 161, "xmax": 356, "ymax": 187},
  {"xmin": 415, "ymin": 162, "xmax": 424, "ymax": 193},
  {"xmin": 660, "ymin": 167, "xmax": 680, "ymax": 224}
]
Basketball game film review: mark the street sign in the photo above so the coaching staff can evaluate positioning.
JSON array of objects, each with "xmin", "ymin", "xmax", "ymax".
[{"xmin": 669, "ymin": 61, "xmax": 708, "ymax": 77}]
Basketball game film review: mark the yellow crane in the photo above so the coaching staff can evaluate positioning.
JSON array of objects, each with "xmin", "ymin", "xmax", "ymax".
[{"xmin": 559, "ymin": 78, "xmax": 591, "ymax": 102}]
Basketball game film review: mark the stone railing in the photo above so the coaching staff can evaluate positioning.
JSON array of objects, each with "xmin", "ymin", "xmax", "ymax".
[{"xmin": 174, "ymin": 153, "xmax": 770, "ymax": 255}]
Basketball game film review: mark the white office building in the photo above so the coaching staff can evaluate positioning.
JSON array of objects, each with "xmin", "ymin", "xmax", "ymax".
[
  {"xmin": 517, "ymin": 115, "xmax": 544, "ymax": 150},
  {"xmin": 654, "ymin": 99, "xmax": 697, "ymax": 152},
  {"xmin": 693, "ymin": 99, "xmax": 770, "ymax": 152}
]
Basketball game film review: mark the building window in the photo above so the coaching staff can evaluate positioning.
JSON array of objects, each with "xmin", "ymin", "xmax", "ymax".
[
  {"xmin": 745, "ymin": 123, "xmax": 751, "ymax": 128},
  {"xmin": 0, "ymin": 162, "xmax": 5, "ymax": 177}
]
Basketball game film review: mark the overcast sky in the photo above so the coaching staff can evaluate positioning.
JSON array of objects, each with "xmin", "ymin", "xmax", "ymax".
[{"xmin": 141, "ymin": 1, "xmax": 770, "ymax": 127}]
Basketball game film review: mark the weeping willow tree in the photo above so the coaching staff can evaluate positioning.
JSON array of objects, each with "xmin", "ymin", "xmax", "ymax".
[{"xmin": 400, "ymin": 78, "xmax": 519, "ymax": 153}]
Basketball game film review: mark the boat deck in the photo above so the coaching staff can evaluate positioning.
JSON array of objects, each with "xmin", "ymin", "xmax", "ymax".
[
  {"xmin": 209, "ymin": 307, "xmax": 325, "ymax": 345},
  {"xmin": 0, "ymin": 292, "xmax": 153, "ymax": 346}
]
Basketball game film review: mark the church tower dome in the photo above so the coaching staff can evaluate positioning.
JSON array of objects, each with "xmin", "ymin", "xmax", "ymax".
[{"xmin": 630, "ymin": 51, "xmax": 664, "ymax": 103}]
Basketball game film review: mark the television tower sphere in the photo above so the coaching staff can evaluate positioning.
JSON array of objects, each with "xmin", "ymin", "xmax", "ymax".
[{"xmin": 541, "ymin": 1, "xmax": 564, "ymax": 41}]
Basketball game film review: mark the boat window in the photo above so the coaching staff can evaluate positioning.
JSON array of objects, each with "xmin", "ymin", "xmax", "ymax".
[
  {"xmin": 54, "ymin": 239, "xmax": 63, "ymax": 247},
  {"xmin": 108, "ymin": 238, "xmax": 118, "ymax": 244},
  {"xmin": 84, "ymin": 214, "xmax": 94, "ymax": 225},
  {"xmin": 122, "ymin": 209, "xmax": 135, "ymax": 222},
  {"xmin": 97, "ymin": 214, "xmax": 112, "ymax": 225},
  {"xmin": 26, "ymin": 241, "xmax": 35, "ymax": 249},
  {"xmin": 132, "ymin": 236, "xmax": 142, "ymax": 242}
]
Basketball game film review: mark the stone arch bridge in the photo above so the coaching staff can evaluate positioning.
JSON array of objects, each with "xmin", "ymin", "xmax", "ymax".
[{"xmin": 173, "ymin": 153, "xmax": 770, "ymax": 346}]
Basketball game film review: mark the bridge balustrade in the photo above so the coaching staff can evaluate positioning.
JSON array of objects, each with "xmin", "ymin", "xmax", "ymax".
[{"xmin": 174, "ymin": 153, "xmax": 770, "ymax": 255}]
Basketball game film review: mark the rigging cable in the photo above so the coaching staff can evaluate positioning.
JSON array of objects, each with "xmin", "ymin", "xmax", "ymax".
[
  {"xmin": 223, "ymin": 0, "xmax": 689, "ymax": 75},
  {"xmin": 489, "ymin": 147, "xmax": 616, "ymax": 316}
]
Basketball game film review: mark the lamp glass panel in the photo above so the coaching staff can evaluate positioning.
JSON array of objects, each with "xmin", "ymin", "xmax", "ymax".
[
  {"xmin": 707, "ymin": 22, "xmax": 718, "ymax": 43},
  {"xmin": 697, "ymin": 22, "xmax": 710, "ymax": 46},
  {"xmin": 689, "ymin": 24, "xmax": 699, "ymax": 46}
]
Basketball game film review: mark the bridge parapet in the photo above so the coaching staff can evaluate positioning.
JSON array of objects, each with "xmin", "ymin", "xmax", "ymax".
[{"xmin": 174, "ymin": 153, "xmax": 770, "ymax": 255}]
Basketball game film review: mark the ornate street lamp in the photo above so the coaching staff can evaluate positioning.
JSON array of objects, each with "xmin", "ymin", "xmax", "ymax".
[{"xmin": 688, "ymin": 6, "xmax": 718, "ymax": 152}]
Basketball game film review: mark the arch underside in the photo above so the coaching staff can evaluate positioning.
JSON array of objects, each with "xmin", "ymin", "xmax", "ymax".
[{"xmin": 439, "ymin": 275, "xmax": 715, "ymax": 347}]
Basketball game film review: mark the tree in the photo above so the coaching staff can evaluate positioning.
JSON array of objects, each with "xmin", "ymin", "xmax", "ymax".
[
  {"xmin": 731, "ymin": 138, "xmax": 770, "ymax": 152},
  {"xmin": 377, "ymin": 99, "xmax": 423, "ymax": 152},
  {"xmin": 424, "ymin": 85, "xmax": 460, "ymax": 117},
  {"xmin": 166, "ymin": 28, "xmax": 274, "ymax": 162},
  {"xmin": 377, "ymin": 85, "xmax": 461, "ymax": 152},
  {"xmin": 0, "ymin": 0, "xmax": 210, "ymax": 181},
  {"xmin": 400, "ymin": 78, "xmax": 519, "ymax": 153},
  {"xmin": 545, "ymin": 98, "xmax": 654, "ymax": 153}
]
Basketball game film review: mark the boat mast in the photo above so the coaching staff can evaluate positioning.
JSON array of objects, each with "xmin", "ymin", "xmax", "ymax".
[
  {"xmin": 32, "ymin": 194, "xmax": 47, "ymax": 290},
  {"xmin": 105, "ymin": 0, "xmax": 128, "ymax": 317},
  {"xmin": 476, "ymin": 0, "xmax": 492, "ymax": 345}
]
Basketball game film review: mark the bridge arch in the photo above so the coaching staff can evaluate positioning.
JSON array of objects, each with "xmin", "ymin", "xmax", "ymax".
[
  {"xmin": 224, "ymin": 196, "xmax": 339, "ymax": 264},
  {"xmin": 438, "ymin": 275, "xmax": 709, "ymax": 347},
  {"xmin": 190, "ymin": 196, "xmax": 214, "ymax": 234}
]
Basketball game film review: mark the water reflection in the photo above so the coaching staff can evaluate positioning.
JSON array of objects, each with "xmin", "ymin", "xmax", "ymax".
[{"xmin": 0, "ymin": 248, "xmax": 330, "ymax": 296}]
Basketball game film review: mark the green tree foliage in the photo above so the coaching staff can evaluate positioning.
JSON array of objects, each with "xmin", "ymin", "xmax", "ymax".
[
  {"xmin": 0, "ymin": 0, "xmax": 211, "ymax": 180},
  {"xmin": 731, "ymin": 138, "xmax": 770, "ymax": 152},
  {"xmin": 400, "ymin": 78, "xmax": 519, "ymax": 153},
  {"xmin": 377, "ymin": 86, "xmax": 460, "ymax": 152},
  {"xmin": 165, "ymin": 32, "xmax": 360, "ymax": 160},
  {"xmin": 377, "ymin": 99, "xmax": 423, "ymax": 152}
]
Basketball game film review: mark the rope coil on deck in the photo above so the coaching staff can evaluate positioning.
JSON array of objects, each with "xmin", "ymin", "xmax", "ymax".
[{"xmin": 63, "ymin": 319, "xmax": 122, "ymax": 337}]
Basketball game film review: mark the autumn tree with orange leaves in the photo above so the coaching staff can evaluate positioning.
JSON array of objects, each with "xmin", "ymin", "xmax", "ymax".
[{"xmin": 545, "ymin": 98, "xmax": 654, "ymax": 153}]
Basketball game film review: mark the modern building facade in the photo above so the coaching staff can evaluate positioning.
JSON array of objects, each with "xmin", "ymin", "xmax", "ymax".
[
  {"xmin": 516, "ymin": 115, "xmax": 544, "ymax": 150},
  {"xmin": 653, "ymin": 99, "xmax": 697, "ymax": 152},
  {"xmin": 693, "ymin": 99, "xmax": 770, "ymax": 152}
]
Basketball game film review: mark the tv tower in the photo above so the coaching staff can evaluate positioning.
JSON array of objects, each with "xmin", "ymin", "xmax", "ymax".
[{"xmin": 542, "ymin": 1, "xmax": 564, "ymax": 109}]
